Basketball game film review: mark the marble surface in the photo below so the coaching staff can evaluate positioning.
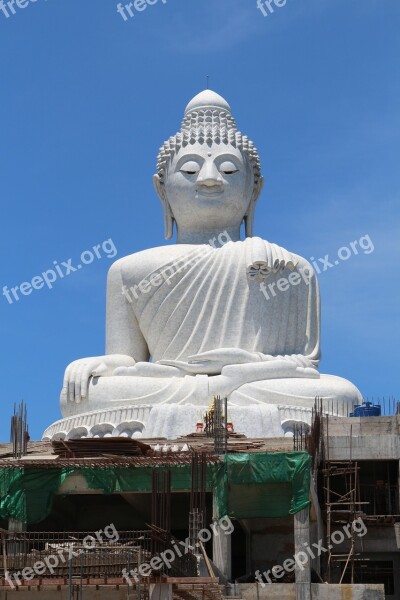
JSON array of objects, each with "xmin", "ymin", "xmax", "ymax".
[{"xmin": 43, "ymin": 90, "xmax": 363, "ymax": 440}]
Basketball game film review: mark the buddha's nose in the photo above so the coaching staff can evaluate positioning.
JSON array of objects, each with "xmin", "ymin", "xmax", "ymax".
[{"xmin": 197, "ymin": 163, "xmax": 222, "ymax": 187}]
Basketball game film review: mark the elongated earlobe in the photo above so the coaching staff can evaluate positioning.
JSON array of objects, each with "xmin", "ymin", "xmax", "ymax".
[
  {"xmin": 244, "ymin": 176, "xmax": 264, "ymax": 238},
  {"xmin": 153, "ymin": 173, "xmax": 175, "ymax": 240},
  {"xmin": 163, "ymin": 201, "xmax": 174, "ymax": 240},
  {"xmin": 244, "ymin": 205, "xmax": 255, "ymax": 237}
]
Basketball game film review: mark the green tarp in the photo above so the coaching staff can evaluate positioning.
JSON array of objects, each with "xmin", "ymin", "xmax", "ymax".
[
  {"xmin": 215, "ymin": 452, "xmax": 311, "ymax": 518},
  {"xmin": 0, "ymin": 452, "xmax": 310, "ymax": 524},
  {"xmin": 0, "ymin": 467, "xmax": 73, "ymax": 525}
]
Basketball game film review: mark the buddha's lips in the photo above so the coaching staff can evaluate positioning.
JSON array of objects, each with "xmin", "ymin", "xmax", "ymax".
[{"xmin": 196, "ymin": 188, "xmax": 224, "ymax": 197}]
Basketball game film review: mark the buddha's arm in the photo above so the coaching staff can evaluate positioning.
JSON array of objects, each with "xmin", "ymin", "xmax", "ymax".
[
  {"xmin": 299, "ymin": 259, "xmax": 321, "ymax": 367},
  {"xmin": 247, "ymin": 259, "xmax": 321, "ymax": 370},
  {"xmin": 106, "ymin": 261, "xmax": 149, "ymax": 361},
  {"xmin": 61, "ymin": 261, "xmax": 149, "ymax": 404}
]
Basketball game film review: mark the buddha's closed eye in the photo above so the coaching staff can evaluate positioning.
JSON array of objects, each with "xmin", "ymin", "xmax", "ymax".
[
  {"xmin": 179, "ymin": 159, "xmax": 240, "ymax": 176},
  {"xmin": 180, "ymin": 161, "xmax": 200, "ymax": 175},
  {"xmin": 219, "ymin": 161, "xmax": 239, "ymax": 175}
]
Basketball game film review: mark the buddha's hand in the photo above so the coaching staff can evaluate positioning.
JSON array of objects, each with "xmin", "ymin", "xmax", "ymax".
[
  {"xmin": 62, "ymin": 354, "xmax": 135, "ymax": 404},
  {"xmin": 158, "ymin": 348, "xmax": 262, "ymax": 375},
  {"xmin": 113, "ymin": 363, "xmax": 185, "ymax": 378}
]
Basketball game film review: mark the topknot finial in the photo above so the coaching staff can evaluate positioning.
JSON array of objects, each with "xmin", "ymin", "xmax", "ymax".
[{"xmin": 184, "ymin": 90, "xmax": 232, "ymax": 116}]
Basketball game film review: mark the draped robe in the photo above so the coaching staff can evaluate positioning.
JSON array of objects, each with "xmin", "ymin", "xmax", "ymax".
[
  {"xmin": 128, "ymin": 237, "xmax": 320, "ymax": 366},
  {"xmin": 59, "ymin": 237, "xmax": 361, "ymax": 437}
]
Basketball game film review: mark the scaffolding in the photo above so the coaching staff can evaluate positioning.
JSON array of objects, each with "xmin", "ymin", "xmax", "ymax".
[{"xmin": 322, "ymin": 422, "xmax": 368, "ymax": 583}]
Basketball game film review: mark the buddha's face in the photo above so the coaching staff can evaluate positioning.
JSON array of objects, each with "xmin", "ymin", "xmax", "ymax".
[{"xmin": 163, "ymin": 142, "xmax": 254, "ymax": 233}]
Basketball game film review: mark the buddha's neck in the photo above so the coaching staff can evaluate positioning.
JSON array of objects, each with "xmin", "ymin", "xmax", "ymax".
[{"xmin": 176, "ymin": 226, "xmax": 241, "ymax": 245}]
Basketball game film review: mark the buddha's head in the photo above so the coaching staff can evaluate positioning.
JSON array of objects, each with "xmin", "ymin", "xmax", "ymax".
[{"xmin": 154, "ymin": 90, "xmax": 264, "ymax": 241}]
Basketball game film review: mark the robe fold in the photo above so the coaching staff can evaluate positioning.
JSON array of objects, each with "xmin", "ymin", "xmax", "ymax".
[{"xmin": 128, "ymin": 237, "xmax": 320, "ymax": 366}]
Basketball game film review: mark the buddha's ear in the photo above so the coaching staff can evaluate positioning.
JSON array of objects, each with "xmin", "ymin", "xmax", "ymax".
[
  {"xmin": 253, "ymin": 175, "xmax": 264, "ymax": 202},
  {"xmin": 153, "ymin": 173, "xmax": 164, "ymax": 201},
  {"xmin": 153, "ymin": 174, "xmax": 174, "ymax": 240},
  {"xmin": 244, "ymin": 176, "xmax": 264, "ymax": 238}
]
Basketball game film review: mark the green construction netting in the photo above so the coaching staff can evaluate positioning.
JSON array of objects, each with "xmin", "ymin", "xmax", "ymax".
[{"xmin": 0, "ymin": 452, "xmax": 310, "ymax": 524}]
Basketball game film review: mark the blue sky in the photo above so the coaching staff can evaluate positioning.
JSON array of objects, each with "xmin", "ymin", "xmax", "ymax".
[{"xmin": 1, "ymin": 0, "xmax": 399, "ymax": 440}]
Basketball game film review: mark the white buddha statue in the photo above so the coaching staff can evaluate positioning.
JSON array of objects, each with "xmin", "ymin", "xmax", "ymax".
[{"xmin": 46, "ymin": 90, "xmax": 362, "ymax": 440}]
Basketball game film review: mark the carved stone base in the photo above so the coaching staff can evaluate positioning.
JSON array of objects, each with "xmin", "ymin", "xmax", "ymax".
[{"xmin": 42, "ymin": 402, "xmax": 321, "ymax": 441}]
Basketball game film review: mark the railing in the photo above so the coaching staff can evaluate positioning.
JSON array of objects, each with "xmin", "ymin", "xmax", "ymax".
[{"xmin": 0, "ymin": 528, "xmax": 197, "ymax": 584}]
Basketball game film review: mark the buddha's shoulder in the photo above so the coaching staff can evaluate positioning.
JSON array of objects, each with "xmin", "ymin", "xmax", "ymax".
[
  {"xmin": 255, "ymin": 238, "xmax": 316, "ymax": 275},
  {"xmin": 108, "ymin": 245, "xmax": 198, "ymax": 279},
  {"xmin": 284, "ymin": 251, "xmax": 316, "ymax": 276},
  {"xmin": 290, "ymin": 252, "xmax": 315, "ymax": 273},
  {"xmin": 108, "ymin": 241, "xmax": 316, "ymax": 279}
]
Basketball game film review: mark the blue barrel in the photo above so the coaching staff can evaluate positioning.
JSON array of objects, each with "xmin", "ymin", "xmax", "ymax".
[{"xmin": 350, "ymin": 402, "xmax": 381, "ymax": 417}]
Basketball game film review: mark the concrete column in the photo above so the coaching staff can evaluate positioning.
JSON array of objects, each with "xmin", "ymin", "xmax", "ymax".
[
  {"xmin": 212, "ymin": 495, "xmax": 232, "ymax": 580},
  {"xmin": 212, "ymin": 522, "xmax": 232, "ymax": 580},
  {"xmin": 294, "ymin": 508, "xmax": 311, "ymax": 600}
]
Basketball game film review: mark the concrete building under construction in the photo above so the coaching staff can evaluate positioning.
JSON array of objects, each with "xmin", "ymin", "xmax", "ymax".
[{"xmin": 0, "ymin": 399, "xmax": 399, "ymax": 600}]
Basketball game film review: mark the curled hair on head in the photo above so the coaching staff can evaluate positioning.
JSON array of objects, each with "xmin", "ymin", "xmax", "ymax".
[
  {"xmin": 155, "ymin": 106, "xmax": 263, "ymax": 238},
  {"xmin": 156, "ymin": 109, "xmax": 261, "ymax": 190}
]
